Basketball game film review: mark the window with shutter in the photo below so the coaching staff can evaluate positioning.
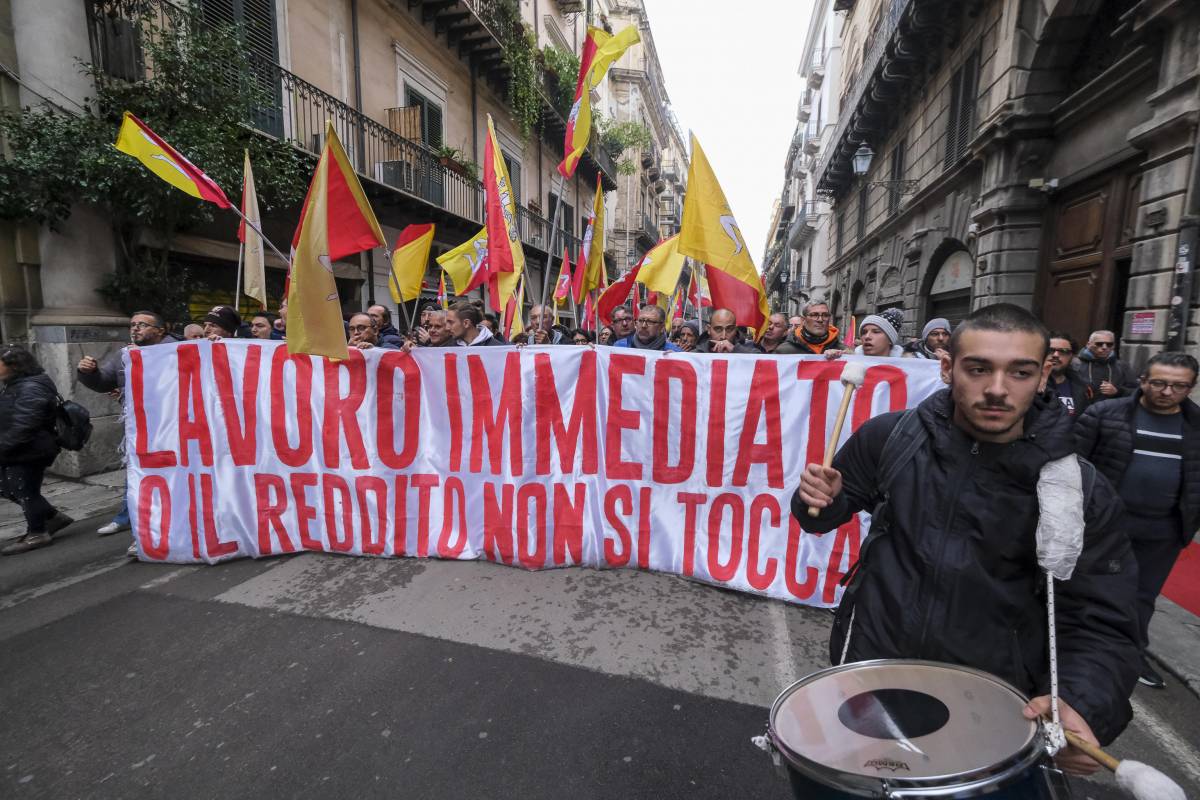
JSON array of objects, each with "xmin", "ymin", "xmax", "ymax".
[
  {"xmin": 889, "ymin": 138, "xmax": 906, "ymax": 216},
  {"xmin": 502, "ymin": 151, "xmax": 522, "ymax": 203},
  {"xmin": 836, "ymin": 211, "xmax": 845, "ymax": 257},
  {"xmin": 548, "ymin": 193, "xmax": 574, "ymax": 238},
  {"xmin": 943, "ymin": 49, "xmax": 979, "ymax": 170},
  {"xmin": 405, "ymin": 87, "xmax": 444, "ymax": 148},
  {"xmin": 200, "ymin": 0, "xmax": 281, "ymax": 136},
  {"xmin": 857, "ymin": 183, "xmax": 869, "ymax": 240}
]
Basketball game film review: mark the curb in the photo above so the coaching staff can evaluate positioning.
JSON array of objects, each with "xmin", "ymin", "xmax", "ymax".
[{"xmin": 1147, "ymin": 597, "xmax": 1200, "ymax": 698}]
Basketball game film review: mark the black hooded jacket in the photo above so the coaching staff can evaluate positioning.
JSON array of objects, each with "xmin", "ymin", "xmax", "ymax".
[
  {"xmin": 0, "ymin": 372, "xmax": 61, "ymax": 465},
  {"xmin": 794, "ymin": 389, "xmax": 1139, "ymax": 744}
]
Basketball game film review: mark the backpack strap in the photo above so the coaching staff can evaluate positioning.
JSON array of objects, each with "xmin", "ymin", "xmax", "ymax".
[{"xmin": 876, "ymin": 407, "xmax": 928, "ymax": 499}]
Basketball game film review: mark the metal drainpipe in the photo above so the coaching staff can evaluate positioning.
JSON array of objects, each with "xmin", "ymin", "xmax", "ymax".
[
  {"xmin": 350, "ymin": 0, "xmax": 373, "ymax": 305},
  {"xmin": 1166, "ymin": 131, "xmax": 1200, "ymax": 352},
  {"xmin": 470, "ymin": 61, "xmax": 478, "ymax": 219}
]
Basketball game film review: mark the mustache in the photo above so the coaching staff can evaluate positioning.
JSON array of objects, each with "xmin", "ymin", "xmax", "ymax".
[{"xmin": 974, "ymin": 401, "xmax": 1015, "ymax": 412}]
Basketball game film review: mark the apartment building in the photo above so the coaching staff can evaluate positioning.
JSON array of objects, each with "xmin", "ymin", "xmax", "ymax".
[{"xmin": 817, "ymin": 0, "xmax": 1199, "ymax": 368}]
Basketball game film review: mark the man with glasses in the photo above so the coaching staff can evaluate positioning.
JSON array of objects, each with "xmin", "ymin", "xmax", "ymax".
[
  {"xmin": 613, "ymin": 304, "xmax": 680, "ymax": 352},
  {"xmin": 76, "ymin": 311, "xmax": 176, "ymax": 543},
  {"xmin": 698, "ymin": 308, "xmax": 761, "ymax": 353},
  {"xmin": 609, "ymin": 306, "xmax": 635, "ymax": 343},
  {"xmin": 1072, "ymin": 330, "xmax": 1137, "ymax": 403},
  {"xmin": 776, "ymin": 299, "xmax": 844, "ymax": 355},
  {"xmin": 347, "ymin": 313, "xmax": 399, "ymax": 350},
  {"xmin": 1043, "ymin": 331, "xmax": 1089, "ymax": 418},
  {"xmin": 1075, "ymin": 351, "xmax": 1200, "ymax": 688}
]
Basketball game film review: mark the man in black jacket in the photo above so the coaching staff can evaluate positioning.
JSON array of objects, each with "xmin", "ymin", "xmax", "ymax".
[
  {"xmin": 1071, "ymin": 330, "xmax": 1138, "ymax": 402},
  {"xmin": 1044, "ymin": 331, "xmax": 1090, "ymax": 419},
  {"xmin": 696, "ymin": 308, "xmax": 761, "ymax": 353},
  {"xmin": 448, "ymin": 302, "xmax": 503, "ymax": 347},
  {"xmin": 796, "ymin": 303, "xmax": 1139, "ymax": 774},
  {"xmin": 1074, "ymin": 351, "xmax": 1200, "ymax": 689}
]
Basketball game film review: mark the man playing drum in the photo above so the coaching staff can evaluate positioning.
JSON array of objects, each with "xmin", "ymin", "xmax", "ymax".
[{"xmin": 795, "ymin": 304, "xmax": 1139, "ymax": 776}]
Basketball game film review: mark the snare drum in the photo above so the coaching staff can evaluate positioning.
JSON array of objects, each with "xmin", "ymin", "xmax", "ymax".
[{"xmin": 765, "ymin": 660, "xmax": 1071, "ymax": 798}]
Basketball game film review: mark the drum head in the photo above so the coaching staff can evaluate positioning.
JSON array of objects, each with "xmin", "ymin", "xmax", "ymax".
[{"xmin": 769, "ymin": 660, "xmax": 1038, "ymax": 785}]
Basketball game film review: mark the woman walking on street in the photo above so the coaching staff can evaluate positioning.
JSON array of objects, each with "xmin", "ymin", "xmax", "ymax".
[{"xmin": 0, "ymin": 345, "xmax": 72, "ymax": 555}]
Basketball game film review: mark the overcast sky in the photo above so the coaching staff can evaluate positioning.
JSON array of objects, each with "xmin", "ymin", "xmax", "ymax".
[{"xmin": 641, "ymin": 0, "xmax": 814, "ymax": 270}]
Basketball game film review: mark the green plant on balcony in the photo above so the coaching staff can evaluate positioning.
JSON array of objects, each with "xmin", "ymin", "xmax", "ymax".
[
  {"xmin": 0, "ymin": 5, "xmax": 309, "ymax": 321},
  {"xmin": 482, "ymin": 0, "xmax": 541, "ymax": 139},
  {"xmin": 596, "ymin": 114, "xmax": 652, "ymax": 176},
  {"xmin": 435, "ymin": 145, "xmax": 481, "ymax": 181},
  {"xmin": 540, "ymin": 44, "xmax": 580, "ymax": 119}
]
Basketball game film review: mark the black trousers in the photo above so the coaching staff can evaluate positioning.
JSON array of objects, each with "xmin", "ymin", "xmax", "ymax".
[
  {"xmin": 0, "ymin": 462, "xmax": 56, "ymax": 534},
  {"xmin": 1129, "ymin": 534, "xmax": 1186, "ymax": 650}
]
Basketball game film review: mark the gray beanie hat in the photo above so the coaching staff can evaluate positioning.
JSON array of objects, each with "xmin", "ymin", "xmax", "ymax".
[
  {"xmin": 860, "ymin": 307, "xmax": 904, "ymax": 345},
  {"xmin": 922, "ymin": 317, "xmax": 951, "ymax": 341}
]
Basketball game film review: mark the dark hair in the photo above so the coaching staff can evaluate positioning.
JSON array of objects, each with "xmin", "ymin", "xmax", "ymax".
[
  {"xmin": 370, "ymin": 305, "xmax": 393, "ymax": 325},
  {"xmin": 572, "ymin": 328, "xmax": 596, "ymax": 343},
  {"xmin": 450, "ymin": 302, "xmax": 483, "ymax": 327},
  {"xmin": 0, "ymin": 345, "xmax": 44, "ymax": 378},
  {"xmin": 1142, "ymin": 351, "xmax": 1199, "ymax": 381},
  {"xmin": 252, "ymin": 312, "xmax": 277, "ymax": 324},
  {"xmin": 1047, "ymin": 330, "xmax": 1077, "ymax": 353},
  {"xmin": 483, "ymin": 312, "xmax": 499, "ymax": 327},
  {"xmin": 131, "ymin": 310, "xmax": 166, "ymax": 328},
  {"xmin": 948, "ymin": 303, "xmax": 1050, "ymax": 359}
]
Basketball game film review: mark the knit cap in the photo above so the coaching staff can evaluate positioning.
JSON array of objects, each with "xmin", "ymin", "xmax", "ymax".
[{"xmin": 860, "ymin": 307, "xmax": 904, "ymax": 345}]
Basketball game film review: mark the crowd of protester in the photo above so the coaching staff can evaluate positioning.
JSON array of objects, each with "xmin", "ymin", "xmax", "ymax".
[{"xmin": 1, "ymin": 295, "xmax": 1196, "ymax": 693}]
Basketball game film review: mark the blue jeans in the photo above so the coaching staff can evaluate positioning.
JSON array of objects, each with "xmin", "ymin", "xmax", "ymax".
[{"xmin": 112, "ymin": 495, "xmax": 130, "ymax": 527}]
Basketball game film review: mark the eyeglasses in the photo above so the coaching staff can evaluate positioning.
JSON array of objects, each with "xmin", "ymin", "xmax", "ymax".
[
  {"xmin": 635, "ymin": 319, "xmax": 662, "ymax": 327},
  {"xmin": 1091, "ymin": 341, "xmax": 1115, "ymax": 348},
  {"xmin": 1048, "ymin": 347, "xmax": 1073, "ymax": 355},
  {"xmin": 129, "ymin": 322, "xmax": 161, "ymax": 330},
  {"xmin": 805, "ymin": 312, "xmax": 831, "ymax": 320},
  {"xmin": 1145, "ymin": 379, "xmax": 1195, "ymax": 393}
]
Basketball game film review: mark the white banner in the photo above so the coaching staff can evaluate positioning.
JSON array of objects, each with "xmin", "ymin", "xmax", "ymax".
[{"xmin": 123, "ymin": 342, "xmax": 943, "ymax": 606}]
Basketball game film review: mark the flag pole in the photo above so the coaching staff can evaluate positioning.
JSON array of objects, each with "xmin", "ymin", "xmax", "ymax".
[
  {"xmin": 538, "ymin": 169, "xmax": 570, "ymax": 310},
  {"xmin": 228, "ymin": 205, "xmax": 291, "ymax": 268},
  {"xmin": 233, "ymin": 240, "xmax": 244, "ymax": 309}
]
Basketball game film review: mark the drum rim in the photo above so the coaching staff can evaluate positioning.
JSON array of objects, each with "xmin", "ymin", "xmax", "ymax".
[{"xmin": 767, "ymin": 659, "xmax": 1045, "ymax": 793}]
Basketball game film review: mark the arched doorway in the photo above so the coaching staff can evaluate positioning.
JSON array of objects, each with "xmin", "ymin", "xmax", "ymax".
[{"xmin": 926, "ymin": 249, "xmax": 973, "ymax": 328}]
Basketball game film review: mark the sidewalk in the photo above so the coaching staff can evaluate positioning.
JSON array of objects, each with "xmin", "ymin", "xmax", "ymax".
[{"xmin": 0, "ymin": 469, "xmax": 126, "ymax": 540}]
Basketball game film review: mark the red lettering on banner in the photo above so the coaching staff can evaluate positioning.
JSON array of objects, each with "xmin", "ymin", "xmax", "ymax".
[
  {"xmin": 444, "ymin": 355, "xmax": 464, "ymax": 472},
  {"xmin": 290, "ymin": 472, "xmax": 322, "ymax": 550},
  {"xmin": 552, "ymin": 483, "xmax": 585, "ymax": 565},
  {"xmin": 322, "ymin": 351, "xmax": 369, "ymax": 470},
  {"xmin": 137, "ymin": 475, "xmax": 171, "ymax": 560},
  {"xmin": 377, "ymin": 351, "xmax": 421, "ymax": 469},
  {"xmin": 187, "ymin": 473, "xmax": 202, "ymax": 560},
  {"xmin": 356, "ymin": 476, "xmax": 388, "ymax": 556},
  {"xmin": 746, "ymin": 495, "xmax": 780, "ymax": 591},
  {"xmin": 482, "ymin": 482, "xmax": 514, "ymax": 564},
  {"xmin": 211, "ymin": 343, "xmax": 260, "ymax": 466},
  {"xmin": 676, "ymin": 491, "xmax": 707, "ymax": 576},
  {"xmin": 254, "ymin": 473, "xmax": 295, "ymax": 555},
  {"xmin": 783, "ymin": 515, "xmax": 819, "ymax": 600},
  {"xmin": 200, "ymin": 473, "xmax": 237, "ymax": 559},
  {"xmin": 469, "ymin": 352, "xmax": 523, "ymax": 475},
  {"xmin": 797, "ymin": 361, "xmax": 846, "ymax": 468},
  {"xmin": 438, "ymin": 477, "xmax": 468, "ymax": 558},
  {"xmin": 603, "ymin": 485, "xmax": 633, "ymax": 567},
  {"xmin": 652, "ymin": 360, "xmax": 697, "ymax": 483},
  {"xmin": 392, "ymin": 474, "xmax": 408, "ymax": 556},
  {"xmin": 707, "ymin": 493, "xmax": 744, "ymax": 582},
  {"xmin": 129, "ymin": 349, "xmax": 176, "ymax": 468},
  {"xmin": 516, "ymin": 483, "xmax": 548, "ymax": 569},
  {"xmin": 411, "ymin": 473, "xmax": 440, "ymax": 557},
  {"xmin": 636, "ymin": 486, "xmax": 652, "ymax": 570},
  {"xmin": 705, "ymin": 361, "xmax": 728, "ymax": 486},
  {"xmin": 823, "ymin": 520, "xmax": 862, "ymax": 604},
  {"xmin": 852, "ymin": 365, "xmax": 908, "ymax": 430},
  {"xmin": 605, "ymin": 354, "xmax": 645, "ymax": 480},
  {"xmin": 270, "ymin": 348, "xmax": 314, "ymax": 467},
  {"xmin": 534, "ymin": 351, "xmax": 599, "ymax": 475},
  {"xmin": 176, "ymin": 344, "xmax": 214, "ymax": 467},
  {"xmin": 322, "ymin": 474, "xmax": 355, "ymax": 552},
  {"xmin": 732, "ymin": 361, "xmax": 784, "ymax": 488}
]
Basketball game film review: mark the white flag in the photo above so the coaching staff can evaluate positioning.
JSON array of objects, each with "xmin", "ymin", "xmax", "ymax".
[{"xmin": 239, "ymin": 149, "xmax": 267, "ymax": 307}]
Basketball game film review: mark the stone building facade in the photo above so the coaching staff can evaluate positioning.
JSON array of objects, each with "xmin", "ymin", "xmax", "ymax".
[
  {"xmin": 816, "ymin": 0, "xmax": 1199, "ymax": 373},
  {"xmin": 0, "ymin": 0, "xmax": 676, "ymax": 475}
]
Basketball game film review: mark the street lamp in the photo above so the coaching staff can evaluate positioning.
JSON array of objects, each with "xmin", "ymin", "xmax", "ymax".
[{"xmin": 850, "ymin": 143, "xmax": 919, "ymax": 195}]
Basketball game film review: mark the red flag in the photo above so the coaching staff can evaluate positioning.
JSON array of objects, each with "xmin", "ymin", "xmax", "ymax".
[
  {"xmin": 553, "ymin": 246, "xmax": 572, "ymax": 305},
  {"xmin": 583, "ymin": 292, "xmax": 597, "ymax": 331},
  {"xmin": 596, "ymin": 265, "xmax": 641, "ymax": 328},
  {"xmin": 484, "ymin": 116, "xmax": 523, "ymax": 276}
]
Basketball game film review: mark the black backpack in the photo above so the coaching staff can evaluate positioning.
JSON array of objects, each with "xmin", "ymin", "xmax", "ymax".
[{"xmin": 55, "ymin": 394, "xmax": 93, "ymax": 451}]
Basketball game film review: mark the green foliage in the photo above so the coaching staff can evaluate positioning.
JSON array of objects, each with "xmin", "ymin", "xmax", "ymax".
[
  {"xmin": 97, "ymin": 251, "xmax": 196, "ymax": 323},
  {"xmin": 483, "ymin": 0, "xmax": 541, "ymax": 139},
  {"xmin": 0, "ymin": 3, "xmax": 310, "ymax": 320},
  {"xmin": 541, "ymin": 45, "xmax": 581, "ymax": 119},
  {"xmin": 596, "ymin": 115, "xmax": 653, "ymax": 175}
]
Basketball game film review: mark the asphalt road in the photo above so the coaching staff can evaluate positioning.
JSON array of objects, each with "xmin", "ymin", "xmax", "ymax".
[{"xmin": 3, "ymin": 515, "xmax": 1199, "ymax": 799}]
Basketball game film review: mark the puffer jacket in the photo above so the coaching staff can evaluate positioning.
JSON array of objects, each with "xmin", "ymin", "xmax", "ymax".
[
  {"xmin": 775, "ymin": 325, "xmax": 842, "ymax": 355},
  {"xmin": 1074, "ymin": 392, "xmax": 1200, "ymax": 543},
  {"xmin": 1071, "ymin": 349, "xmax": 1138, "ymax": 402},
  {"xmin": 794, "ymin": 389, "xmax": 1139, "ymax": 745},
  {"xmin": 0, "ymin": 372, "xmax": 61, "ymax": 465}
]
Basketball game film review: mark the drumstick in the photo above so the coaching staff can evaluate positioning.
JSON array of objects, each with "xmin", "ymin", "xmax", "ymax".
[
  {"xmin": 808, "ymin": 361, "xmax": 868, "ymax": 518},
  {"xmin": 1057, "ymin": 728, "xmax": 1184, "ymax": 800}
]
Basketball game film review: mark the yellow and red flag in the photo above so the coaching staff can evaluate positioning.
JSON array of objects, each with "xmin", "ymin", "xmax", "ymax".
[
  {"xmin": 115, "ymin": 111, "xmax": 231, "ymax": 207},
  {"xmin": 437, "ymin": 228, "xmax": 490, "ymax": 296},
  {"xmin": 679, "ymin": 135, "xmax": 769, "ymax": 335},
  {"xmin": 504, "ymin": 276, "xmax": 526, "ymax": 340},
  {"xmin": 559, "ymin": 26, "xmax": 641, "ymax": 178},
  {"xmin": 686, "ymin": 264, "xmax": 713, "ymax": 310},
  {"xmin": 553, "ymin": 246, "xmax": 573, "ymax": 306},
  {"xmin": 483, "ymin": 115, "xmax": 524, "ymax": 276},
  {"xmin": 845, "ymin": 314, "xmax": 858, "ymax": 348},
  {"xmin": 286, "ymin": 121, "xmax": 386, "ymax": 360},
  {"xmin": 597, "ymin": 265, "xmax": 640, "ymax": 329},
  {"xmin": 437, "ymin": 271, "xmax": 449, "ymax": 309},
  {"xmin": 633, "ymin": 234, "xmax": 685, "ymax": 296},
  {"xmin": 574, "ymin": 176, "xmax": 606, "ymax": 303},
  {"xmin": 389, "ymin": 223, "xmax": 435, "ymax": 303},
  {"xmin": 238, "ymin": 149, "xmax": 267, "ymax": 307}
]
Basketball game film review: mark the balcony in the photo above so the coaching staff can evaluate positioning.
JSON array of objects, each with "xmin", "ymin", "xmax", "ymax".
[
  {"xmin": 86, "ymin": 0, "xmax": 587, "ymax": 259},
  {"xmin": 807, "ymin": 49, "xmax": 825, "ymax": 89},
  {"xmin": 638, "ymin": 212, "xmax": 659, "ymax": 247},
  {"xmin": 788, "ymin": 201, "xmax": 820, "ymax": 249},
  {"xmin": 797, "ymin": 101, "xmax": 811, "ymax": 123},
  {"xmin": 803, "ymin": 126, "xmax": 821, "ymax": 156}
]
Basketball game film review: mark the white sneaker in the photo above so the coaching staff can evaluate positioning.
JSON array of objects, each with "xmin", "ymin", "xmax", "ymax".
[
  {"xmin": 126, "ymin": 543, "xmax": 138, "ymax": 558},
  {"xmin": 98, "ymin": 521, "xmax": 130, "ymax": 536}
]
